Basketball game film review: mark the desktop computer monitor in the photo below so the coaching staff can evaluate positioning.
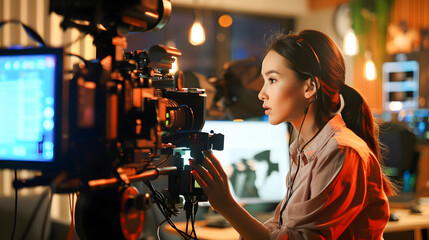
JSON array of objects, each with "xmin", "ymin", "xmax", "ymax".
[
  {"xmin": 379, "ymin": 121, "xmax": 418, "ymax": 194},
  {"xmin": 201, "ymin": 120, "xmax": 290, "ymax": 204}
]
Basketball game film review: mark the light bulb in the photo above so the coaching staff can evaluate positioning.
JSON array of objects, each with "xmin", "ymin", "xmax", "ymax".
[
  {"xmin": 389, "ymin": 101, "xmax": 403, "ymax": 112},
  {"xmin": 189, "ymin": 21, "xmax": 205, "ymax": 46},
  {"xmin": 170, "ymin": 57, "xmax": 178, "ymax": 74},
  {"xmin": 364, "ymin": 51, "xmax": 376, "ymax": 81},
  {"xmin": 343, "ymin": 29, "xmax": 358, "ymax": 56}
]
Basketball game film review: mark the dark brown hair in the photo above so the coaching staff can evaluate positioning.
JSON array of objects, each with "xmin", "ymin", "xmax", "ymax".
[{"xmin": 268, "ymin": 29, "xmax": 394, "ymax": 195}]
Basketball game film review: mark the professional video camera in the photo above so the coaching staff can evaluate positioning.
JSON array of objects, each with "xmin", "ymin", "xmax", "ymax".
[{"xmin": 0, "ymin": 0, "xmax": 224, "ymax": 239}]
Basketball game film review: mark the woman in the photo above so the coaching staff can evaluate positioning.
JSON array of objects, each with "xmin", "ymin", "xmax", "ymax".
[{"xmin": 191, "ymin": 30, "xmax": 392, "ymax": 239}]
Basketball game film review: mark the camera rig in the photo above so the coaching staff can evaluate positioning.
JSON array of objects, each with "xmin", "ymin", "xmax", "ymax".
[
  {"xmin": 66, "ymin": 44, "xmax": 224, "ymax": 240},
  {"xmin": 1, "ymin": 0, "xmax": 224, "ymax": 239}
]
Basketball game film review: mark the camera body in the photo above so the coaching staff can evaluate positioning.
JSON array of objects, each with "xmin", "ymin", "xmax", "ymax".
[{"xmin": 65, "ymin": 45, "xmax": 212, "ymax": 181}]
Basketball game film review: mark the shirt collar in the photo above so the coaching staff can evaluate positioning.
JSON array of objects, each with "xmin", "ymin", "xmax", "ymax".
[{"xmin": 289, "ymin": 114, "xmax": 346, "ymax": 166}]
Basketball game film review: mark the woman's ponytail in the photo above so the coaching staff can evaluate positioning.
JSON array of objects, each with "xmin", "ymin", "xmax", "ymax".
[{"xmin": 340, "ymin": 84, "xmax": 396, "ymax": 196}]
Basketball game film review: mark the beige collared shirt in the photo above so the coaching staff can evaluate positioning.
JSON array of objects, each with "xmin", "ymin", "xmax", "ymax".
[{"xmin": 264, "ymin": 114, "xmax": 389, "ymax": 240}]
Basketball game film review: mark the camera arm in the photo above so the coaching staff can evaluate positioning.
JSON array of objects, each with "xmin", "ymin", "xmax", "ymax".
[{"xmin": 88, "ymin": 166, "xmax": 177, "ymax": 189}]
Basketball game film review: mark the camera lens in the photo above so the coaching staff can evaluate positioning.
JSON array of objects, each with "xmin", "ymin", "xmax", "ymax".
[{"xmin": 165, "ymin": 99, "xmax": 194, "ymax": 131}]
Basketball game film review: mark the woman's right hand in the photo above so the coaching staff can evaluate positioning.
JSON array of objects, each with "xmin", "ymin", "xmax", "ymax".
[{"xmin": 190, "ymin": 150, "xmax": 235, "ymax": 214}]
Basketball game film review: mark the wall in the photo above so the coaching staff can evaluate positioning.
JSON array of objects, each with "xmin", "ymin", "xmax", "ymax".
[
  {"xmin": 296, "ymin": 6, "xmax": 355, "ymax": 87},
  {"xmin": 171, "ymin": 0, "xmax": 308, "ymax": 17}
]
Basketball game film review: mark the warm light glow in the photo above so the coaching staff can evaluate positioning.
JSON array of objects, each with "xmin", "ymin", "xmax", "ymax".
[
  {"xmin": 365, "ymin": 59, "xmax": 376, "ymax": 80},
  {"xmin": 189, "ymin": 21, "xmax": 205, "ymax": 46},
  {"xmin": 144, "ymin": 11, "xmax": 159, "ymax": 19},
  {"xmin": 97, "ymin": 24, "xmax": 107, "ymax": 31},
  {"xmin": 364, "ymin": 51, "xmax": 376, "ymax": 81},
  {"xmin": 343, "ymin": 29, "xmax": 358, "ymax": 56},
  {"xmin": 218, "ymin": 14, "xmax": 233, "ymax": 28},
  {"xmin": 389, "ymin": 101, "xmax": 403, "ymax": 112},
  {"xmin": 169, "ymin": 57, "xmax": 178, "ymax": 74}
]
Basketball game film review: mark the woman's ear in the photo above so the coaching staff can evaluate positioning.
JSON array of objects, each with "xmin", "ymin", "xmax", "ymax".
[{"xmin": 303, "ymin": 77, "xmax": 318, "ymax": 100}]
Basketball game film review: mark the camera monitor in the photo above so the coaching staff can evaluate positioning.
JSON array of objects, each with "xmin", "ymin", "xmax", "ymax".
[
  {"xmin": 0, "ymin": 47, "xmax": 63, "ymax": 170},
  {"xmin": 202, "ymin": 120, "xmax": 289, "ymax": 203}
]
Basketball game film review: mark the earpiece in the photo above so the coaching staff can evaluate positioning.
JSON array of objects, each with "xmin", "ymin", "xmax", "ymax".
[
  {"xmin": 303, "ymin": 76, "xmax": 318, "ymax": 114},
  {"xmin": 304, "ymin": 101, "xmax": 313, "ymax": 114}
]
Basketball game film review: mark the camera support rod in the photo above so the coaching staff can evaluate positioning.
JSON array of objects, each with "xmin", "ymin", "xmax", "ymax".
[{"xmin": 88, "ymin": 166, "xmax": 178, "ymax": 189}]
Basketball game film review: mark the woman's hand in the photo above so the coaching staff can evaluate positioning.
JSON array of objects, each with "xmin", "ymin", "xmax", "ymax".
[
  {"xmin": 191, "ymin": 150, "xmax": 271, "ymax": 240},
  {"xmin": 190, "ymin": 150, "xmax": 235, "ymax": 213}
]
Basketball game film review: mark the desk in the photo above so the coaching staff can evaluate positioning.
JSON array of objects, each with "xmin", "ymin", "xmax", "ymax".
[
  {"xmin": 164, "ymin": 220, "xmax": 240, "ymax": 240},
  {"xmin": 165, "ymin": 205, "xmax": 429, "ymax": 240},
  {"xmin": 385, "ymin": 205, "xmax": 429, "ymax": 240}
]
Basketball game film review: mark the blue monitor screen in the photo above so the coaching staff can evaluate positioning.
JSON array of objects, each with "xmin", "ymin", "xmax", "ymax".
[{"xmin": 0, "ymin": 48, "xmax": 62, "ymax": 168}]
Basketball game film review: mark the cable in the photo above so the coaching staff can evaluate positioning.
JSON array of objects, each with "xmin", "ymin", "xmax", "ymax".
[
  {"xmin": 20, "ymin": 188, "xmax": 50, "ymax": 240},
  {"xmin": 156, "ymin": 218, "xmax": 167, "ymax": 240},
  {"xmin": 40, "ymin": 173, "xmax": 66, "ymax": 240},
  {"xmin": 184, "ymin": 196, "xmax": 199, "ymax": 239},
  {"xmin": 184, "ymin": 196, "xmax": 194, "ymax": 238},
  {"xmin": 63, "ymin": 33, "xmax": 88, "ymax": 49},
  {"xmin": 11, "ymin": 169, "xmax": 18, "ymax": 240},
  {"xmin": 65, "ymin": 52, "xmax": 88, "ymax": 63},
  {"xmin": 40, "ymin": 187, "xmax": 54, "ymax": 240},
  {"xmin": 144, "ymin": 181, "xmax": 197, "ymax": 239},
  {"xmin": 153, "ymin": 154, "xmax": 171, "ymax": 168},
  {"xmin": 190, "ymin": 200, "xmax": 198, "ymax": 239},
  {"xmin": 185, "ymin": 217, "xmax": 189, "ymax": 236},
  {"xmin": 19, "ymin": 173, "xmax": 65, "ymax": 240},
  {"xmin": 278, "ymin": 106, "xmax": 323, "ymax": 226},
  {"xmin": 67, "ymin": 193, "xmax": 75, "ymax": 240}
]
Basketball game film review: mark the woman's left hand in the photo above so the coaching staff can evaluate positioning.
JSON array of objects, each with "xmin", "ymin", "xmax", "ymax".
[{"xmin": 191, "ymin": 150, "xmax": 271, "ymax": 240}]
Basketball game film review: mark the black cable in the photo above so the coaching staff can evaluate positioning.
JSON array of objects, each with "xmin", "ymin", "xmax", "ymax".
[
  {"xmin": 65, "ymin": 52, "xmax": 88, "ymax": 63},
  {"xmin": 144, "ymin": 181, "xmax": 196, "ymax": 239},
  {"xmin": 184, "ymin": 196, "xmax": 196, "ymax": 239},
  {"xmin": 20, "ymin": 173, "xmax": 65, "ymax": 240},
  {"xmin": 190, "ymin": 201, "xmax": 198, "ymax": 240},
  {"xmin": 278, "ymin": 107, "xmax": 322, "ymax": 226},
  {"xmin": 185, "ymin": 217, "xmax": 189, "ymax": 236},
  {"xmin": 146, "ymin": 182, "xmax": 176, "ymax": 218},
  {"xmin": 144, "ymin": 182, "xmax": 183, "ymax": 234},
  {"xmin": 153, "ymin": 154, "xmax": 171, "ymax": 168},
  {"xmin": 40, "ymin": 186, "xmax": 55, "ymax": 240},
  {"xmin": 62, "ymin": 33, "xmax": 88, "ymax": 49},
  {"xmin": 11, "ymin": 169, "xmax": 18, "ymax": 240},
  {"xmin": 20, "ymin": 188, "xmax": 50, "ymax": 240}
]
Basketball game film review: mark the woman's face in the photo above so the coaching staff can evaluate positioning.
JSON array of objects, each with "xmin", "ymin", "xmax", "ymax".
[{"xmin": 258, "ymin": 50, "xmax": 308, "ymax": 125}]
